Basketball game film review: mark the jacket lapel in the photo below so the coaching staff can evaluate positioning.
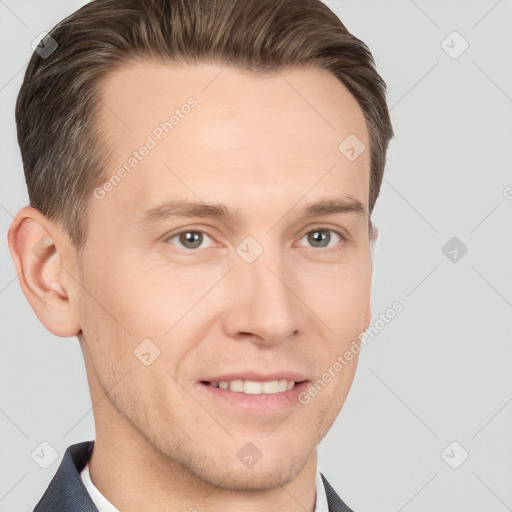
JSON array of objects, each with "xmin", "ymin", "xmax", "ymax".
[
  {"xmin": 33, "ymin": 441, "xmax": 98, "ymax": 512},
  {"xmin": 321, "ymin": 473, "xmax": 356, "ymax": 512}
]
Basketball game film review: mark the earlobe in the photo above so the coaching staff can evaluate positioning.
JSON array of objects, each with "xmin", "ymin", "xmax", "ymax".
[{"xmin": 7, "ymin": 206, "xmax": 81, "ymax": 338}]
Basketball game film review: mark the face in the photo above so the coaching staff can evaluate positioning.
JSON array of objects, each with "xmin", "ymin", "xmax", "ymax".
[{"xmin": 75, "ymin": 61, "xmax": 372, "ymax": 489}]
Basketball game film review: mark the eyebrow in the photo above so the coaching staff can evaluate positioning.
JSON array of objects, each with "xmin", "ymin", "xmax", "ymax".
[{"xmin": 136, "ymin": 196, "xmax": 367, "ymax": 225}]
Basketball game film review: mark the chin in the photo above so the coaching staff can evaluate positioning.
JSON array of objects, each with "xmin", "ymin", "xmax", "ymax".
[
  {"xmin": 176, "ymin": 444, "xmax": 311, "ymax": 492},
  {"xmin": 203, "ymin": 460, "xmax": 300, "ymax": 491}
]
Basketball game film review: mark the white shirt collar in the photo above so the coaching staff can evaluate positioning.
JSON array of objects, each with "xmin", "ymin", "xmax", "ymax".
[
  {"xmin": 315, "ymin": 466, "xmax": 330, "ymax": 512},
  {"xmin": 81, "ymin": 461, "xmax": 329, "ymax": 512},
  {"xmin": 80, "ymin": 461, "xmax": 120, "ymax": 512}
]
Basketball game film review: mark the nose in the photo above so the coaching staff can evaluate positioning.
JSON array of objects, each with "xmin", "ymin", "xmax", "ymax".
[{"xmin": 222, "ymin": 247, "xmax": 301, "ymax": 346}]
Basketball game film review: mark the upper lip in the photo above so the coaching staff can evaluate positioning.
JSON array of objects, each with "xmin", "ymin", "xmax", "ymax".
[{"xmin": 200, "ymin": 371, "xmax": 309, "ymax": 383}]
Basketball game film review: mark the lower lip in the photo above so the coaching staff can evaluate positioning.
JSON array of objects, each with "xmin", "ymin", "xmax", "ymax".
[{"xmin": 197, "ymin": 381, "xmax": 310, "ymax": 413}]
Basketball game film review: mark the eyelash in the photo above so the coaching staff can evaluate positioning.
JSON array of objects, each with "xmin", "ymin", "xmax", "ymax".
[{"xmin": 164, "ymin": 226, "xmax": 347, "ymax": 253}]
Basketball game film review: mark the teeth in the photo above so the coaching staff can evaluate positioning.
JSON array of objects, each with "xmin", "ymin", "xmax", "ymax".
[
  {"xmin": 210, "ymin": 379, "xmax": 297, "ymax": 394},
  {"xmin": 229, "ymin": 379, "xmax": 244, "ymax": 392}
]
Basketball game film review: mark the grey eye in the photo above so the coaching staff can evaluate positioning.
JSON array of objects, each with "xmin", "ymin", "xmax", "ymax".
[
  {"xmin": 167, "ymin": 230, "xmax": 213, "ymax": 250},
  {"xmin": 300, "ymin": 229, "xmax": 342, "ymax": 248}
]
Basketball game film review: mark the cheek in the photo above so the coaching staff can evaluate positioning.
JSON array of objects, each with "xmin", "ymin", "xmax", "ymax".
[
  {"xmin": 75, "ymin": 253, "xmax": 150, "ymax": 379},
  {"xmin": 104, "ymin": 258, "xmax": 237, "ymax": 345},
  {"xmin": 78, "ymin": 250, "xmax": 170, "ymax": 339},
  {"xmin": 305, "ymin": 262, "xmax": 372, "ymax": 336}
]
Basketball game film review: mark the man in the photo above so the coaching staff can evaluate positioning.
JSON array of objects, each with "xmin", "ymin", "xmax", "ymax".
[{"xmin": 8, "ymin": 0, "xmax": 393, "ymax": 510}]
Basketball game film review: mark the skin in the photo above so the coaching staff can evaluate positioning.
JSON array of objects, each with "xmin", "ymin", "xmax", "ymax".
[{"xmin": 8, "ymin": 61, "xmax": 373, "ymax": 512}]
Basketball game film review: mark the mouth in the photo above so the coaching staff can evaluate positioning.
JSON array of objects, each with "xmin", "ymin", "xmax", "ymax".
[
  {"xmin": 197, "ymin": 375, "xmax": 310, "ymax": 414},
  {"xmin": 200, "ymin": 378, "xmax": 306, "ymax": 395}
]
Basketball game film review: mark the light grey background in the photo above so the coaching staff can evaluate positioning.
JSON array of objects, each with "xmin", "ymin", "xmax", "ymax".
[{"xmin": 1, "ymin": 1, "xmax": 511, "ymax": 511}]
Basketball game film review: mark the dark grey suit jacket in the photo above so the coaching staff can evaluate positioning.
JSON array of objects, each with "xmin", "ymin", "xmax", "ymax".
[{"xmin": 33, "ymin": 441, "xmax": 355, "ymax": 511}]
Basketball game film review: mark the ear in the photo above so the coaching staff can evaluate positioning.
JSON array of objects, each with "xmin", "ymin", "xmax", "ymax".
[
  {"xmin": 369, "ymin": 223, "xmax": 378, "ymax": 267},
  {"xmin": 363, "ymin": 223, "xmax": 377, "ymax": 332},
  {"xmin": 7, "ymin": 206, "xmax": 81, "ymax": 337}
]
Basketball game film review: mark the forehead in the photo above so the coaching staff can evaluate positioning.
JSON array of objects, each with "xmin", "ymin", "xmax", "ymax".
[{"xmin": 93, "ymin": 60, "xmax": 370, "ymax": 221}]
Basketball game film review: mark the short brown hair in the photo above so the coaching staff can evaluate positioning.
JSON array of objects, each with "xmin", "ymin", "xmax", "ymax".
[{"xmin": 16, "ymin": 0, "xmax": 393, "ymax": 250}]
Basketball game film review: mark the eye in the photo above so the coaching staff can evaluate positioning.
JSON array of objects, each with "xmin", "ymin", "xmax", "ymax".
[
  {"xmin": 164, "ymin": 226, "xmax": 346, "ymax": 253},
  {"xmin": 298, "ymin": 227, "xmax": 344, "ymax": 249},
  {"xmin": 165, "ymin": 230, "xmax": 215, "ymax": 251}
]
